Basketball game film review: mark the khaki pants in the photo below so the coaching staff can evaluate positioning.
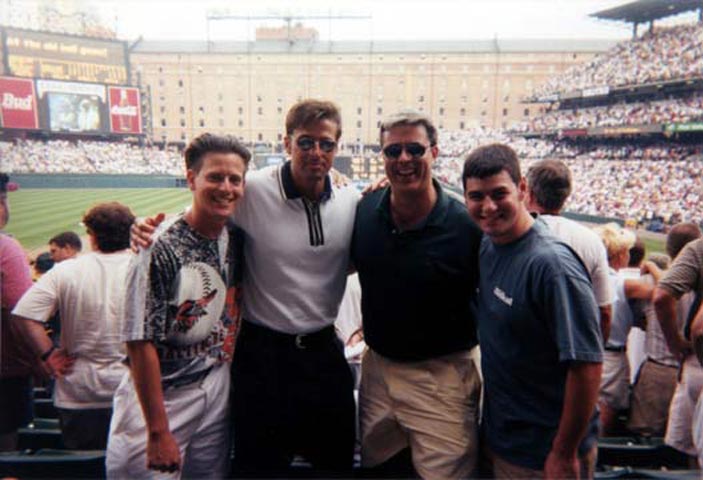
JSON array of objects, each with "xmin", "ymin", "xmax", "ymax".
[
  {"xmin": 599, "ymin": 350, "xmax": 630, "ymax": 410},
  {"xmin": 628, "ymin": 359, "xmax": 678, "ymax": 436},
  {"xmin": 360, "ymin": 348, "xmax": 481, "ymax": 480}
]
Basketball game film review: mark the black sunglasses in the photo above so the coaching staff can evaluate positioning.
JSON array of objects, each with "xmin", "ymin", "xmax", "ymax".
[
  {"xmin": 382, "ymin": 142, "xmax": 428, "ymax": 159},
  {"xmin": 296, "ymin": 137, "xmax": 337, "ymax": 153}
]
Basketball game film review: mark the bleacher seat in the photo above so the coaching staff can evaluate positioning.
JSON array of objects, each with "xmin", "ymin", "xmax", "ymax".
[
  {"xmin": 0, "ymin": 449, "xmax": 105, "ymax": 478},
  {"xmin": 32, "ymin": 387, "xmax": 52, "ymax": 400},
  {"xmin": 17, "ymin": 424, "xmax": 63, "ymax": 450},
  {"xmin": 598, "ymin": 437, "xmax": 689, "ymax": 470},
  {"xmin": 596, "ymin": 468, "xmax": 702, "ymax": 480},
  {"xmin": 33, "ymin": 398, "xmax": 58, "ymax": 419},
  {"xmin": 29, "ymin": 418, "xmax": 60, "ymax": 430}
]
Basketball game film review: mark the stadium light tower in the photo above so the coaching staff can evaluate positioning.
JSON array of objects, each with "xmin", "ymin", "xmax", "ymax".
[{"xmin": 204, "ymin": 8, "xmax": 372, "ymax": 49}]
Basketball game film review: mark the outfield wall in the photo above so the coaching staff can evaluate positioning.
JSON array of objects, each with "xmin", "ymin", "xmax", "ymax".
[{"xmin": 12, "ymin": 174, "xmax": 184, "ymax": 189}]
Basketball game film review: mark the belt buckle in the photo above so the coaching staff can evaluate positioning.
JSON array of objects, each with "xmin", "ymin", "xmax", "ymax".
[{"xmin": 295, "ymin": 334, "xmax": 307, "ymax": 350}]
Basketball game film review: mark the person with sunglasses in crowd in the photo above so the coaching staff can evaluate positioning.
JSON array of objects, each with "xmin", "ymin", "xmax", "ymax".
[
  {"xmin": 133, "ymin": 99, "xmax": 359, "ymax": 477},
  {"xmin": 351, "ymin": 110, "xmax": 483, "ymax": 479}
]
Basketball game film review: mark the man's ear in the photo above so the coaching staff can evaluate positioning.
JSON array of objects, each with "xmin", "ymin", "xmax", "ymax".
[
  {"xmin": 186, "ymin": 168, "xmax": 197, "ymax": 191},
  {"xmin": 284, "ymin": 135, "xmax": 292, "ymax": 156},
  {"xmin": 523, "ymin": 186, "xmax": 534, "ymax": 208},
  {"xmin": 430, "ymin": 144, "xmax": 439, "ymax": 160},
  {"xmin": 517, "ymin": 177, "xmax": 528, "ymax": 202}
]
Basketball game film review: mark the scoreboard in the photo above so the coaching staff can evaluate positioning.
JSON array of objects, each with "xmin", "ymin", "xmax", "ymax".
[
  {"xmin": 0, "ymin": 27, "xmax": 142, "ymax": 135},
  {"xmin": 1, "ymin": 27, "xmax": 128, "ymax": 85}
]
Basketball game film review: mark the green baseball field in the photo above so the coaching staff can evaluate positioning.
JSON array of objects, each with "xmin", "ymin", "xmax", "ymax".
[
  {"xmin": 6, "ymin": 188, "xmax": 192, "ymax": 252},
  {"xmin": 5, "ymin": 187, "xmax": 666, "ymax": 256}
]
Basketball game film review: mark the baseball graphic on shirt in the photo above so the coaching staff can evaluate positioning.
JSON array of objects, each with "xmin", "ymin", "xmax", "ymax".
[{"xmin": 167, "ymin": 262, "xmax": 226, "ymax": 346}]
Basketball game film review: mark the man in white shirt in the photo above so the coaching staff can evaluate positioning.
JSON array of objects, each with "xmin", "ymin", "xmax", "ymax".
[
  {"xmin": 525, "ymin": 159, "xmax": 613, "ymax": 340},
  {"xmin": 12, "ymin": 202, "xmax": 135, "ymax": 449}
]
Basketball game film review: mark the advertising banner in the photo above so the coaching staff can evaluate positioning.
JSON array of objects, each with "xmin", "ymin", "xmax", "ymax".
[
  {"xmin": 0, "ymin": 76, "xmax": 39, "ymax": 129},
  {"xmin": 536, "ymin": 94, "xmax": 559, "ymax": 103},
  {"xmin": 589, "ymin": 124, "xmax": 664, "ymax": 136},
  {"xmin": 665, "ymin": 122, "xmax": 703, "ymax": 133},
  {"xmin": 559, "ymin": 128, "xmax": 588, "ymax": 138},
  {"xmin": 36, "ymin": 79, "xmax": 107, "ymax": 133},
  {"xmin": 582, "ymin": 86, "xmax": 610, "ymax": 98},
  {"xmin": 107, "ymin": 86, "xmax": 142, "ymax": 134}
]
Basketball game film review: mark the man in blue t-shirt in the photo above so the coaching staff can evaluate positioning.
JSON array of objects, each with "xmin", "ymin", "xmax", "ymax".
[{"xmin": 462, "ymin": 143, "xmax": 603, "ymax": 479}]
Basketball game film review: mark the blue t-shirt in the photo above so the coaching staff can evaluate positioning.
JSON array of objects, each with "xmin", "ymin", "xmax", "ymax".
[{"xmin": 477, "ymin": 220, "xmax": 603, "ymax": 469}]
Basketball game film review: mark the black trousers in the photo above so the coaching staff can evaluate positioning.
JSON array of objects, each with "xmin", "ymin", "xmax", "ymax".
[{"xmin": 231, "ymin": 321, "xmax": 356, "ymax": 478}]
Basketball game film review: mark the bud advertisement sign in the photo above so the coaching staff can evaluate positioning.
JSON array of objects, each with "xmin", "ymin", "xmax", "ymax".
[
  {"xmin": 0, "ymin": 76, "xmax": 39, "ymax": 129},
  {"xmin": 108, "ymin": 86, "xmax": 141, "ymax": 134}
]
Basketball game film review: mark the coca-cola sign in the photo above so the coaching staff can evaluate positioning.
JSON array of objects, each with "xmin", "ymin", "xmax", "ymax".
[
  {"xmin": 108, "ymin": 86, "xmax": 142, "ymax": 134},
  {"xmin": 0, "ymin": 77, "xmax": 39, "ymax": 129}
]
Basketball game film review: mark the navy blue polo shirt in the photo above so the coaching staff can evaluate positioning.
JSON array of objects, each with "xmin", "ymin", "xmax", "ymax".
[{"xmin": 351, "ymin": 180, "xmax": 482, "ymax": 361}]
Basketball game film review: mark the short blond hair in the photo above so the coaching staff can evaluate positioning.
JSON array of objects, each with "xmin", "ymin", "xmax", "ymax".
[{"xmin": 594, "ymin": 223, "xmax": 636, "ymax": 261}]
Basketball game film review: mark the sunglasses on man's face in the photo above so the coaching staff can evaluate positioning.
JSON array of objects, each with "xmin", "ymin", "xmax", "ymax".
[
  {"xmin": 296, "ymin": 136, "xmax": 337, "ymax": 153},
  {"xmin": 382, "ymin": 142, "xmax": 428, "ymax": 159}
]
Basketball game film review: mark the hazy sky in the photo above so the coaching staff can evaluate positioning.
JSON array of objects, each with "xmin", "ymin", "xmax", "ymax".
[{"xmin": 92, "ymin": 0, "xmax": 698, "ymax": 43}]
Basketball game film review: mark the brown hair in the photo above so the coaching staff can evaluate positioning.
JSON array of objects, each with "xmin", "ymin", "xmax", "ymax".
[
  {"xmin": 49, "ymin": 231, "xmax": 82, "ymax": 251},
  {"xmin": 462, "ymin": 143, "xmax": 521, "ymax": 189},
  {"xmin": 666, "ymin": 222, "xmax": 702, "ymax": 259},
  {"xmin": 83, "ymin": 202, "xmax": 136, "ymax": 253},
  {"xmin": 526, "ymin": 159, "xmax": 572, "ymax": 213},
  {"xmin": 285, "ymin": 99, "xmax": 342, "ymax": 139},
  {"xmin": 184, "ymin": 133, "xmax": 251, "ymax": 172}
]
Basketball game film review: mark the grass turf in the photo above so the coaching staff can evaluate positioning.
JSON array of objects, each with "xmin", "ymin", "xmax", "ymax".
[
  {"xmin": 5, "ymin": 188, "xmax": 192, "ymax": 251},
  {"xmin": 5, "ymin": 187, "xmax": 667, "ymax": 255}
]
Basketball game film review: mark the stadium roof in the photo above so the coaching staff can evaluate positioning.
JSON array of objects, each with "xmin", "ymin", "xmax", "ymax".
[
  {"xmin": 591, "ymin": 0, "xmax": 701, "ymax": 24},
  {"xmin": 132, "ymin": 38, "xmax": 616, "ymax": 55}
]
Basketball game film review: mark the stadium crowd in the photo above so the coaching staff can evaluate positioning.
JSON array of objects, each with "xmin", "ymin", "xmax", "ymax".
[
  {"xmin": 0, "ymin": 140, "xmax": 182, "ymax": 175},
  {"xmin": 3, "ymin": 7, "xmax": 116, "ymax": 39},
  {"xmin": 3, "ymin": 133, "xmax": 700, "ymax": 229},
  {"xmin": 2, "ymin": 2, "xmax": 703, "ymax": 476},
  {"xmin": 432, "ymin": 132, "xmax": 703, "ymax": 229},
  {"xmin": 3, "ymin": 103, "xmax": 703, "ymax": 477},
  {"xmin": 515, "ymin": 93, "xmax": 703, "ymax": 132},
  {"xmin": 434, "ymin": 154, "xmax": 703, "ymax": 228},
  {"xmin": 529, "ymin": 22, "xmax": 703, "ymax": 99}
]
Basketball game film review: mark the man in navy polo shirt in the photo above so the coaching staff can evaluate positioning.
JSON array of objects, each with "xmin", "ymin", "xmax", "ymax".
[
  {"xmin": 352, "ymin": 110, "xmax": 483, "ymax": 479},
  {"xmin": 463, "ymin": 143, "xmax": 602, "ymax": 479}
]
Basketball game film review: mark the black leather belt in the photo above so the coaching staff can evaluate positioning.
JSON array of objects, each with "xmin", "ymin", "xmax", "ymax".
[
  {"xmin": 242, "ymin": 320, "xmax": 335, "ymax": 350},
  {"xmin": 162, "ymin": 366, "xmax": 213, "ymax": 390},
  {"xmin": 605, "ymin": 345, "xmax": 626, "ymax": 353}
]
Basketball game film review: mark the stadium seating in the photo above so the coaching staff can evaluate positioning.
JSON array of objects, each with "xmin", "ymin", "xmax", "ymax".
[
  {"xmin": 597, "ymin": 437, "xmax": 690, "ymax": 470},
  {"xmin": 0, "ymin": 449, "xmax": 106, "ymax": 479},
  {"xmin": 33, "ymin": 398, "xmax": 58, "ymax": 419},
  {"xmin": 529, "ymin": 23, "xmax": 703, "ymax": 98},
  {"xmin": 515, "ymin": 94, "xmax": 703, "ymax": 133},
  {"xmin": 595, "ymin": 469, "xmax": 702, "ymax": 480}
]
